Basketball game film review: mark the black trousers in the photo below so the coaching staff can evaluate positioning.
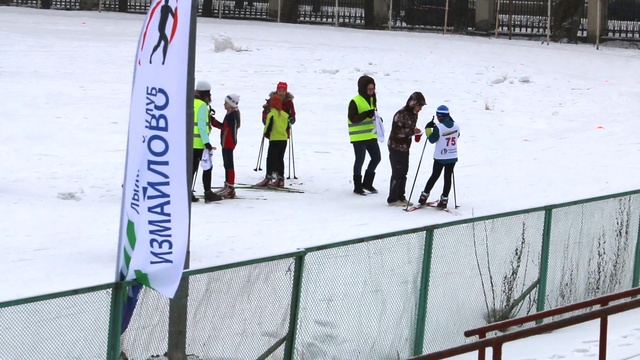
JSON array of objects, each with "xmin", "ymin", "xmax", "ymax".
[
  {"xmin": 266, "ymin": 140, "xmax": 287, "ymax": 178},
  {"xmin": 192, "ymin": 148, "xmax": 212, "ymax": 192},
  {"xmin": 423, "ymin": 160, "xmax": 456, "ymax": 197},
  {"xmin": 352, "ymin": 140, "xmax": 381, "ymax": 177},
  {"xmin": 387, "ymin": 149, "xmax": 410, "ymax": 203}
]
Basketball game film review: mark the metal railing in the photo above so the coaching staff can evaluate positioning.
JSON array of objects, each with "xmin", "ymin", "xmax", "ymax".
[{"xmin": 410, "ymin": 286, "xmax": 640, "ymax": 360}]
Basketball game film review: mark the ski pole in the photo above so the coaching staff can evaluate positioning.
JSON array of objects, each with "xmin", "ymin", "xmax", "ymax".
[
  {"xmin": 453, "ymin": 169, "xmax": 458, "ymax": 209},
  {"xmin": 287, "ymin": 131, "xmax": 292, "ymax": 179},
  {"xmin": 254, "ymin": 136, "xmax": 264, "ymax": 171},
  {"xmin": 191, "ymin": 156, "xmax": 198, "ymax": 197},
  {"xmin": 291, "ymin": 126, "xmax": 297, "ymax": 179},
  {"xmin": 405, "ymin": 131, "xmax": 429, "ymax": 211}
]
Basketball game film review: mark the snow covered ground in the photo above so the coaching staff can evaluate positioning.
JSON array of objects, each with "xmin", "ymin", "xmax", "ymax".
[{"xmin": 1, "ymin": 6, "xmax": 640, "ymax": 359}]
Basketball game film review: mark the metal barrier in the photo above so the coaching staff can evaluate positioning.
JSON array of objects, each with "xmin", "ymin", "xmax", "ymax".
[
  {"xmin": 410, "ymin": 286, "xmax": 640, "ymax": 360},
  {"xmin": 1, "ymin": 190, "xmax": 639, "ymax": 359}
]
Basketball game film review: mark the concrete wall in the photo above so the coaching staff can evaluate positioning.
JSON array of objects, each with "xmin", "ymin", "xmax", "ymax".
[
  {"xmin": 587, "ymin": 0, "xmax": 608, "ymax": 43},
  {"xmin": 475, "ymin": 0, "xmax": 495, "ymax": 32}
]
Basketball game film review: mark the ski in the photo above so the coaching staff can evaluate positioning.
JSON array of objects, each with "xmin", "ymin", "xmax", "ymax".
[
  {"xmin": 405, "ymin": 201, "xmax": 460, "ymax": 215},
  {"xmin": 234, "ymin": 183, "xmax": 304, "ymax": 194},
  {"xmin": 195, "ymin": 195, "xmax": 266, "ymax": 201}
]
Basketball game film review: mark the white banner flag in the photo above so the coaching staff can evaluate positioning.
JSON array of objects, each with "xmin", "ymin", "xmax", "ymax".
[{"xmin": 116, "ymin": 0, "xmax": 192, "ymax": 299}]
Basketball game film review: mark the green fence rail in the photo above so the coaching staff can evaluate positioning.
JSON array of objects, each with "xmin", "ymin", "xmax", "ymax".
[{"xmin": 1, "ymin": 189, "xmax": 639, "ymax": 359}]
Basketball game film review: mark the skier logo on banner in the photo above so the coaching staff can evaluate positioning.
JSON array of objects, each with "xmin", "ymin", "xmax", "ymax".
[{"xmin": 141, "ymin": 0, "xmax": 179, "ymax": 66}]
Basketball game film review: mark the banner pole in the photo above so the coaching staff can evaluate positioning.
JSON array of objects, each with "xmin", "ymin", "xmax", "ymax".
[{"xmin": 166, "ymin": 0, "xmax": 197, "ymax": 356}]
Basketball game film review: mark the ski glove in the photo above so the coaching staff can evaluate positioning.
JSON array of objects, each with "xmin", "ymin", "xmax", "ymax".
[
  {"xmin": 363, "ymin": 109, "xmax": 376, "ymax": 119},
  {"xmin": 205, "ymin": 143, "xmax": 213, "ymax": 151},
  {"xmin": 425, "ymin": 117, "xmax": 436, "ymax": 129},
  {"xmin": 289, "ymin": 117, "xmax": 296, "ymax": 125}
]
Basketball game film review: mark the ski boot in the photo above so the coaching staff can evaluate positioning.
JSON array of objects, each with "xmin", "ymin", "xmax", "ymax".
[
  {"xmin": 436, "ymin": 196, "xmax": 448, "ymax": 209},
  {"xmin": 218, "ymin": 183, "xmax": 236, "ymax": 199},
  {"xmin": 418, "ymin": 192, "xmax": 429, "ymax": 206},
  {"xmin": 270, "ymin": 176, "xmax": 285, "ymax": 187},
  {"xmin": 256, "ymin": 175, "xmax": 272, "ymax": 187}
]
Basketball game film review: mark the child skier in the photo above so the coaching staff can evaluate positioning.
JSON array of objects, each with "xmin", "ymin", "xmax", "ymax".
[
  {"xmin": 256, "ymin": 95, "xmax": 290, "ymax": 187},
  {"xmin": 262, "ymin": 82, "xmax": 296, "ymax": 125},
  {"xmin": 210, "ymin": 94, "xmax": 241, "ymax": 199},
  {"xmin": 418, "ymin": 105, "xmax": 460, "ymax": 209}
]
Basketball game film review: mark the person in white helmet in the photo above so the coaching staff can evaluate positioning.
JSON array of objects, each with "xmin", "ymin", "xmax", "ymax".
[{"xmin": 192, "ymin": 80, "xmax": 222, "ymax": 203}]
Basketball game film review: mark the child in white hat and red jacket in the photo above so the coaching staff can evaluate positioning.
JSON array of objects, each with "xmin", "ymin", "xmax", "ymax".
[{"xmin": 210, "ymin": 94, "xmax": 241, "ymax": 199}]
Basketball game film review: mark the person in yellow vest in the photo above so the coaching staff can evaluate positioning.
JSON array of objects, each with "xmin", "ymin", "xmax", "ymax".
[
  {"xmin": 192, "ymin": 80, "xmax": 222, "ymax": 203},
  {"xmin": 256, "ymin": 95, "xmax": 290, "ymax": 187},
  {"xmin": 347, "ymin": 75, "xmax": 381, "ymax": 195}
]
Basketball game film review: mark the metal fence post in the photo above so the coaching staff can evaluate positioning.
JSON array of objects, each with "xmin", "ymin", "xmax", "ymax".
[
  {"xmin": 632, "ymin": 211, "xmax": 640, "ymax": 288},
  {"xmin": 284, "ymin": 254, "xmax": 305, "ymax": 360},
  {"xmin": 106, "ymin": 282, "xmax": 125, "ymax": 360},
  {"xmin": 388, "ymin": 0, "xmax": 392, "ymax": 30},
  {"xmin": 413, "ymin": 229, "xmax": 435, "ymax": 356},
  {"xmin": 536, "ymin": 208, "xmax": 553, "ymax": 322}
]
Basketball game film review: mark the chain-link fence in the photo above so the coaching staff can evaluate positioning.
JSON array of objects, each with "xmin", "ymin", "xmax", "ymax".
[
  {"xmin": 0, "ymin": 284, "xmax": 113, "ymax": 359},
  {"xmin": 1, "ymin": 190, "xmax": 639, "ymax": 359}
]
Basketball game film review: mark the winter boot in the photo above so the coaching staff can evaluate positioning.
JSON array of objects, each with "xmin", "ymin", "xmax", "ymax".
[
  {"xmin": 218, "ymin": 183, "xmax": 236, "ymax": 199},
  {"xmin": 437, "ymin": 196, "xmax": 448, "ymax": 209},
  {"xmin": 362, "ymin": 171, "xmax": 378, "ymax": 193},
  {"xmin": 256, "ymin": 175, "xmax": 272, "ymax": 187},
  {"xmin": 204, "ymin": 190, "xmax": 223, "ymax": 203},
  {"xmin": 387, "ymin": 200, "xmax": 404, "ymax": 206},
  {"xmin": 401, "ymin": 199, "xmax": 414, "ymax": 206},
  {"xmin": 353, "ymin": 175, "xmax": 365, "ymax": 195},
  {"xmin": 418, "ymin": 192, "xmax": 429, "ymax": 206}
]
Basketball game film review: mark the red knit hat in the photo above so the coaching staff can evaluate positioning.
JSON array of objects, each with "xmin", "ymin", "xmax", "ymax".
[{"xmin": 276, "ymin": 82, "xmax": 288, "ymax": 92}]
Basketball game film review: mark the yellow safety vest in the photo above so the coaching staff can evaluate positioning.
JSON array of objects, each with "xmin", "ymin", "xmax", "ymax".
[
  {"xmin": 348, "ymin": 95, "xmax": 377, "ymax": 142},
  {"xmin": 264, "ymin": 108, "xmax": 290, "ymax": 141},
  {"xmin": 193, "ymin": 99, "xmax": 208, "ymax": 149}
]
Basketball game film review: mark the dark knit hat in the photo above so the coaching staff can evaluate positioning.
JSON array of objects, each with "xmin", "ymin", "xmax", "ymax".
[{"xmin": 436, "ymin": 105, "xmax": 450, "ymax": 117}]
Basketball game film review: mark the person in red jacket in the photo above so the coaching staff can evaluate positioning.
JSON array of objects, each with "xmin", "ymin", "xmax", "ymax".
[
  {"xmin": 262, "ymin": 81, "xmax": 296, "ymax": 125},
  {"xmin": 211, "ymin": 94, "xmax": 241, "ymax": 199}
]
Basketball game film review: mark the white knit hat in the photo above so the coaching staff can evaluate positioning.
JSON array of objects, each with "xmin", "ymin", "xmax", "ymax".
[
  {"xmin": 196, "ymin": 80, "xmax": 211, "ymax": 91},
  {"xmin": 225, "ymin": 94, "xmax": 240, "ymax": 108}
]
